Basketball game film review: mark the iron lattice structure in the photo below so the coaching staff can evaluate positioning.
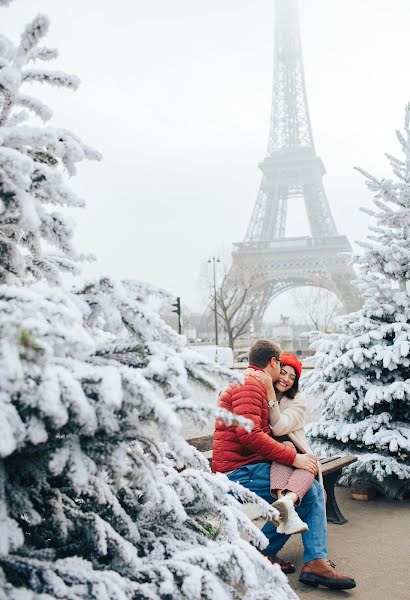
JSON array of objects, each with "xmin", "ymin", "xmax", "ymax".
[{"xmin": 228, "ymin": 0, "xmax": 360, "ymax": 330}]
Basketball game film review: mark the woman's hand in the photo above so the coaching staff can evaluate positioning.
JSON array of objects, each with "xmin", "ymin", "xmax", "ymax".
[
  {"xmin": 244, "ymin": 369, "xmax": 275, "ymax": 398},
  {"xmin": 292, "ymin": 453, "xmax": 318, "ymax": 474}
]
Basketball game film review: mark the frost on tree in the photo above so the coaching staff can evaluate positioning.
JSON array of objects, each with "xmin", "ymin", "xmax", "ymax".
[
  {"xmin": 0, "ymin": 11, "xmax": 99, "ymax": 285},
  {"xmin": 304, "ymin": 106, "xmax": 410, "ymax": 499},
  {"xmin": 0, "ymin": 7, "xmax": 297, "ymax": 600}
]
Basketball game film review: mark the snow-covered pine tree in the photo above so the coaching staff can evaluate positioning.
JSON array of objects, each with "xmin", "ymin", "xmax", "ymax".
[
  {"xmin": 0, "ymin": 5, "xmax": 297, "ymax": 599},
  {"xmin": 0, "ymin": 12, "xmax": 98, "ymax": 285},
  {"xmin": 304, "ymin": 105, "xmax": 410, "ymax": 499}
]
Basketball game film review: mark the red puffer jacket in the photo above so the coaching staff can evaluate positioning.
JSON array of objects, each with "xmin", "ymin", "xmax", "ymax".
[{"xmin": 212, "ymin": 372, "xmax": 297, "ymax": 473}]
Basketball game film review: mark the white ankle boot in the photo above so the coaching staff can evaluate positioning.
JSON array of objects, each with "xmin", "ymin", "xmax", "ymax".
[{"xmin": 272, "ymin": 495, "xmax": 309, "ymax": 535}]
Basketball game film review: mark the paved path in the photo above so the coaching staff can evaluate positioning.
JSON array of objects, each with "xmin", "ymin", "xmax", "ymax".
[{"xmin": 284, "ymin": 486, "xmax": 410, "ymax": 599}]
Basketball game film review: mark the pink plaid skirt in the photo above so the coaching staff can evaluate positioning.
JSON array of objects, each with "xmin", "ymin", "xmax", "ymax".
[{"xmin": 270, "ymin": 441, "xmax": 315, "ymax": 503}]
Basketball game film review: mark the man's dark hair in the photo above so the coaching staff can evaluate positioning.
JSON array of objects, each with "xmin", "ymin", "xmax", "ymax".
[{"xmin": 248, "ymin": 339, "xmax": 282, "ymax": 368}]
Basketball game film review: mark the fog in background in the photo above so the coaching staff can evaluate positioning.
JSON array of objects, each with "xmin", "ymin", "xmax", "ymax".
[{"xmin": 2, "ymin": 0, "xmax": 410, "ymax": 316}]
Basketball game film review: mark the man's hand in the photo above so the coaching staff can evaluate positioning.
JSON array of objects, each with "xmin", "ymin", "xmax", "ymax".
[{"xmin": 292, "ymin": 453, "xmax": 318, "ymax": 474}]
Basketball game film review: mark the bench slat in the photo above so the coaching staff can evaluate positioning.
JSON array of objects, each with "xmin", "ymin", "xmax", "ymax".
[
  {"xmin": 320, "ymin": 455, "xmax": 357, "ymax": 476},
  {"xmin": 186, "ymin": 434, "xmax": 214, "ymax": 453},
  {"xmin": 320, "ymin": 455, "xmax": 342, "ymax": 465},
  {"xmin": 191, "ymin": 452, "xmax": 357, "ymax": 474}
]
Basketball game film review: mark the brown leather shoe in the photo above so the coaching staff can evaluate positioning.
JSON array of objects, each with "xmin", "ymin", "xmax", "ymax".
[
  {"xmin": 299, "ymin": 558, "xmax": 356, "ymax": 589},
  {"xmin": 259, "ymin": 551, "xmax": 296, "ymax": 574}
]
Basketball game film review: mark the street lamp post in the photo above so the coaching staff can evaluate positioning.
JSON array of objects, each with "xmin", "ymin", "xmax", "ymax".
[{"xmin": 208, "ymin": 256, "xmax": 220, "ymax": 345}]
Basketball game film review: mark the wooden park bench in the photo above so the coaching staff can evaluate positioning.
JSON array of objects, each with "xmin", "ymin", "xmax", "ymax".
[{"xmin": 187, "ymin": 434, "xmax": 357, "ymax": 525}]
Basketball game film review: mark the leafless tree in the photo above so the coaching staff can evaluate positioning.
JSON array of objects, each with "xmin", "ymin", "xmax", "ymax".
[
  {"xmin": 212, "ymin": 271, "xmax": 255, "ymax": 350},
  {"xmin": 291, "ymin": 286, "xmax": 341, "ymax": 333}
]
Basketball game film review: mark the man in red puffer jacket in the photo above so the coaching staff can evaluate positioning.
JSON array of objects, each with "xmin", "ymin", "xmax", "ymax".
[{"xmin": 212, "ymin": 339, "xmax": 356, "ymax": 591}]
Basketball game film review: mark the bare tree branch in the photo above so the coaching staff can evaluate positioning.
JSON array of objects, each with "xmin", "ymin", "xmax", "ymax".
[
  {"xmin": 208, "ymin": 266, "xmax": 256, "ymax": 350},
  {"xmin": 291, "ymin": 287, "xmax": 341, "ymax": 332}
]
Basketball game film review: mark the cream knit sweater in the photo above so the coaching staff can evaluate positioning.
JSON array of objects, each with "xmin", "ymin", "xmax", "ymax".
[{"xmin": 269, "ymin": 392, "xmax": 323, "ymax": 486}]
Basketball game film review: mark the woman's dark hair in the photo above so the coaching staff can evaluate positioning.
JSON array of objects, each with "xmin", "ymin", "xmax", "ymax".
[{"xmin": 284, "ymin": 372, "xmax": 299, "ymax": 399}]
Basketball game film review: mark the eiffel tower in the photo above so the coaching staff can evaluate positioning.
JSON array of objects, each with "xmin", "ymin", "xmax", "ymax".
[{"xmin": 229, "ymin": 0, "xmax": 359, "ymax": 330}]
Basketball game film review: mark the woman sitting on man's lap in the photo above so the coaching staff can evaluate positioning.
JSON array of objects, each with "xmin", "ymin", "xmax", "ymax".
[{"xmin": 247, "ymin": 353, "xmax": 320, "ymax": 535}]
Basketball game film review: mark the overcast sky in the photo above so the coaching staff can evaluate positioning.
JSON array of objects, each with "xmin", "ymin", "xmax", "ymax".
[{"xmin": 2, "ymin": 0, "xmax": 410, "ymax": 314}]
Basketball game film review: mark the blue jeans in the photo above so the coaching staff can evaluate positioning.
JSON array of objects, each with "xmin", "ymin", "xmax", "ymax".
[{"xmin": 228, "ymin": 462, "xmax": 328, "ymax": 563}]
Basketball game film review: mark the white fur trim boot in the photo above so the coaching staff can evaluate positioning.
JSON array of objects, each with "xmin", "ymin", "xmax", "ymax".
[{"xmin": 272, "ymin": 495, "xmax": 309, "ymax": 535}]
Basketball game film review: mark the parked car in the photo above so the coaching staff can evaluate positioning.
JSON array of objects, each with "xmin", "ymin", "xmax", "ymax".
[{"xmin": 237, "ymin": 352, "xmax": 249, "ymax": 363}]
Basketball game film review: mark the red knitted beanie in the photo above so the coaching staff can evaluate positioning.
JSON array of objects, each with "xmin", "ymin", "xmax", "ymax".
[{"xmin": 280, "ymin": 353, "xmax": 302, "ymax": 379}]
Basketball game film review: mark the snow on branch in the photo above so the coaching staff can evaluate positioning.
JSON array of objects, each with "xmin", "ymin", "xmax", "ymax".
[
  {"xmin": 16, "ymin": 14, "xmax": 50, "ymax": 64},
  {"xmin": 16, "ymin": 93, "xmax": 52, "ymax": 121},
  {"xmin": 22, "ymin": 68, "xmax": 80, "ymax": 90},
  {"xmin": 29, "ymin": 46, "xmax": 58, "ymax": 63}
]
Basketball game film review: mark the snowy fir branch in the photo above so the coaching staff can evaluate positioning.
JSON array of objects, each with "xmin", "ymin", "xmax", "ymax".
[
  {"xmin": 304, "ymin": 105, "xmax": 410, "ymax": 496},
  {"xmin": 15, "ymin": 14, "xmax": 50, "ymax": 66},
  {"xmin": 22, "ymin": 69, "xmax": 80, "ymax": 90},
  {"xmin": 29, "ymin": 46, "xmax": 58, "ymax": 63},
  {"xmin": 0, "ymin": 12, "xmax": 101, "ymax": 287},
  {"xmin": 16, "ymin": 94, "xmax": 53, "ymax": 121},
  {"xmin": 0, "ymin": 19, "xmax": 101, "ymax": 263}
]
